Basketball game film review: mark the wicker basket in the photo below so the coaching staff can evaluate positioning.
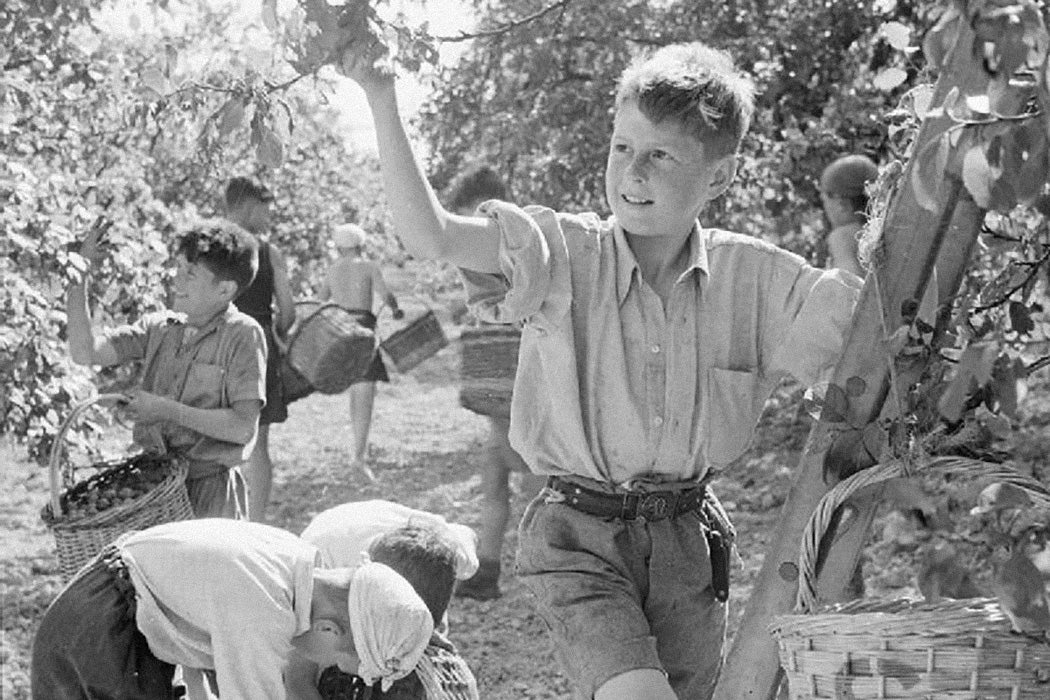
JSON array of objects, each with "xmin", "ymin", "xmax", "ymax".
[
  {"xmin": 459, "ymin": 324, "xmax": 520, "ymax": 418},
  {"xmin": 286, "ymin": 301, "xmax": 378, "ymax": 394},
  {"xmin": 415, "ymin": 640, "xmax": 480, "ymax": 700},
  {"xmin": 769, "ymin": 456, "xmax": 1050, "ymax": 699},
  {"xmin": 380, "ymin": 309, "xmax": 448, "ymax": 373},
  {"xmin": 40, "ymin": 394, "xmax": 194, "ymax": 579}
]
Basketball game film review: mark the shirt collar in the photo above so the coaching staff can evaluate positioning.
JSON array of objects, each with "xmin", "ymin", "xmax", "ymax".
[
  {"xmin": 177, "ymin": 304, "xmax": 236, "ymax": 346},
  {"xmin": 612, "ymin": 219, "xmax": 710, "ymax": 305}
]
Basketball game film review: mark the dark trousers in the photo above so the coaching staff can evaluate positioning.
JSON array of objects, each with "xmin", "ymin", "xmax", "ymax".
[{"xmin": 31, "ymin": 545, "xmax": 176, "ymax": 699}]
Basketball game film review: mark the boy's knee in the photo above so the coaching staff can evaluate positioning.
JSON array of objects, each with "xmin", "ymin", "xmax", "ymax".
[{"xmin": 595, "ymin": 668, "xmax": 676, "ymax": 700}]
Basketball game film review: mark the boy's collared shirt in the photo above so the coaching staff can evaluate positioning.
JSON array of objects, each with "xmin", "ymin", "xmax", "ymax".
[
  {"xmin": 465, "ymin": 201, "xmax": 862, "ymax": 487},
  {"xmin": 118, "ymin": 519, "xmax": 319, "ymax": 700},
  {"xmin": 105, "ymin": 305, "xmax": 267, "ymax": 478}
]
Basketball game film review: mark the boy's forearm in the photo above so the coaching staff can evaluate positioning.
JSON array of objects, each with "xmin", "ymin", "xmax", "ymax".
[
  {"xmin": 367, "ymin": 87, "xmax": 450, "ymax": 260},
  {"xmin": 140, "ymin": 397, "xmax": 259, "ymax": 445},
  {"xmin": 66, "ymin": 279, "xmax": 96, "ymax": 365}
]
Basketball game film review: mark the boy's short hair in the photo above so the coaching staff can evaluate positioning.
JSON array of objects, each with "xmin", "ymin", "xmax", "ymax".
[
  {"xmin": 821, "ymin": 154, "xmax": 879, "ymax": 217},
  {"xmin": 448, "ymin": 166, "xmax": 507, "ymax": 213},
  {"xmin": 367, "ymin": 526, "xmax": 458, "ymax": 625},
  {"xmin": 615, "ymin": 43, "xmax": 756, "ymax": 159},
  {"xmin": 175, "ymin": 218, "xmax": 259, "ymax": 293},
  {"xmin": 225, "ymin": 176, "xmax": 274, "ymax": 208}
]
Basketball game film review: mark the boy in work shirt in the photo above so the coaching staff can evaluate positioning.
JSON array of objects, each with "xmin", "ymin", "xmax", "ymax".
[
  {"xmin": 67, "ymin": 220, "xmax": 267, "ymax": 517},
  {"xmin": 31, "ymin": 518, "xmax": 433, "ymax": 700},
  {"xmin": 339, "ymin": 40, "xmax": 860, "ymax": 700},
  {"xmin": 319, "ymin": 223, "xmax": 404, "ymax": 481}
]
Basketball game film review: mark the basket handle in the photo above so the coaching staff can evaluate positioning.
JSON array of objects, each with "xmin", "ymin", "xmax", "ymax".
[
  {"xmin": 795, "ymin": 455, "xmax": 1050, "ymax": 613},
  {"xmin": 48, "ymin": 393, "xmax": 126, "ymax": 516}
]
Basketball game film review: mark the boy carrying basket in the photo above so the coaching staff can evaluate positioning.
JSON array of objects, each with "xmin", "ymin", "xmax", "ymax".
[
  {"xmin": 338, "ymin": 38, "xmax": 860, "ymax": 700},
  {"xmin": 66, "ymin": 220, "xmax": 267, "ymax": 518}
]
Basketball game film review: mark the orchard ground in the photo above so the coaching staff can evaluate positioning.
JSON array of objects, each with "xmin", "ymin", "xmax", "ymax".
[{"xmin": 2, "ymin": 275, "xmax": 1049, "ymax": 699}]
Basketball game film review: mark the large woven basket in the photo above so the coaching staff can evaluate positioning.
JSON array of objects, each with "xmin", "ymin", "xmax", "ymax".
[
  {"xmin": 769, "ymin": 456, "xmax": 1050, "ymax": 699},
  {"xmin": 287, "ymin": 300, "xmax": 377, "ymax": 394},
  {"xmin": 381, "ymin": 309, "xmax": 448, "ymax": 373},
  {"xmin": 40, "ymin": 394, "xmax": 194, "ymax": 579},
  {"xmin": 459, "ymin": 324, "xmax": 520, "ymax": 418}
]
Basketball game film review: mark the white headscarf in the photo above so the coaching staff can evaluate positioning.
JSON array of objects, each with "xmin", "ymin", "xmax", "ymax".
[{"xmin": 348, "ymin": 562, "xmax": 434, "ymax": 690}]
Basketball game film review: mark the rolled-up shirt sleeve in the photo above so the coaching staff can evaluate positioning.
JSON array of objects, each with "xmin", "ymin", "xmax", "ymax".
[
  {"xmin": 766, "ymin": 266, "xmax": 863, "ymax": 386},
  {"xmin": 104, "ymin": 313, "xmax": 169, "ymax": 363},
  {"xmin": 462, "ymin": 201, "xmax": 563, "ymax": 325}
]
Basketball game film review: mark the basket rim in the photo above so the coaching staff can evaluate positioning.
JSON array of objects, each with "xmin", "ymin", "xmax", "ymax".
[{"xmin": 44, "ymin": 457, "xmax": 188, "ymax": 532}]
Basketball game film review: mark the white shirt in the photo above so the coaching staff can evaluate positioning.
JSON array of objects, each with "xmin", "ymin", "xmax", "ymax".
[
  {"xmin": 119, "ymin": 519, "xmax": 319, "ymax": 700},
  {"xmin": 301, "ymin": 500, "xmax": 479, "ymax": 580}
]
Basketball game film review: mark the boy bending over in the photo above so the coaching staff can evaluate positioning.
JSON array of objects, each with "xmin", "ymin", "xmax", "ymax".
[
  {"xmin": 31, "ymin": 518, "xmax": 433, "ymax": 699},
  {"xmin": 339, "ymin": 40, "xmax": 860, "ymax": 700},
  {"xmin": 66, "ymin": 220, "xmax": 267, "ymax": 517},
  {"xmin": 291, "ymin": 501, "xmax": 480, "ymax": 699}
]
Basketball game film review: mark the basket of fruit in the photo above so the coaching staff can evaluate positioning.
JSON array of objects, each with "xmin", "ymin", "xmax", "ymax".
[
  {"xmin": 769, "ymin": 456, "xmax": 1050, "ymax": 699},
  {"xmin": 40, "ymin": 394, "xmax": 194, "ymax": 579}
]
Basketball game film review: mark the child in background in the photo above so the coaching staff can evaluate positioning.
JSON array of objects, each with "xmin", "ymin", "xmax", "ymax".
[
  {"xmin": 339, "ymin": 39, "xmax": 861, "ymax": 700},
  {"xmin": 31, "ymin": 518, "xmax": 433, "ymax": 700},
  {"xmin": 225, "ymin": 176, "xmax": 297, "ymax": 522},
  {"xmin": 66, "ymin": 219, "xmax": 266, "ymax": 518},
  {"xmin": 319, "ymin": 223, "xmax": 404, "ymax": 482},
  {"xmin": 447, "ymin": 166, "xmax": 546, "ymax": 600},
  {"xmin": 819, "ymin": 154, "xmax": 879, "ymax": 278}
]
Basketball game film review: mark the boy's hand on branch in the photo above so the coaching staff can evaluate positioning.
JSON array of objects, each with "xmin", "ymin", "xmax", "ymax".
[
  {"xmin": 336, "ymin": 33, "xmax": 395, "ymax": 96},
  {"xmin": 77, "ymin": 224, "xmax": 109, "ymax": 269}
]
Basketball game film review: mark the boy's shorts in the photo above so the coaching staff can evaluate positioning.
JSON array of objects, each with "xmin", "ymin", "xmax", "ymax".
[
  {"xmin": 31, "ymin": 544, "xmax": 176, "ymax": 699},
  {"xmin": 185, "ymin": 467, "xmax": 247, "ymax": 519},
  {"xmin": 261, "ymin": 323, "xmax": 289, "ymax": 425},
  {"xmin": 516, "ymin": 482, "xmax": 727, "ymax": 700}
]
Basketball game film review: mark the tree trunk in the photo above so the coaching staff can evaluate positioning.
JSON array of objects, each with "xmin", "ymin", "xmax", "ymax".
[{"xmin": 714, "ymin": 17, "xmax": 989, "ymax": 699}]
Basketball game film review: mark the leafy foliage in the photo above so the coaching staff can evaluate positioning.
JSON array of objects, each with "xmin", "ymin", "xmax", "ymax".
[{"xmin": 0, "ymin": 0, "xmax": 400, "ymax": 462}]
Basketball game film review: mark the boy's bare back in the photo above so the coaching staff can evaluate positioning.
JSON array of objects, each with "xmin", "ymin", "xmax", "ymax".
[{"xmin": 326, "ymin": 258, "xmax": 382, "ymax": 311}]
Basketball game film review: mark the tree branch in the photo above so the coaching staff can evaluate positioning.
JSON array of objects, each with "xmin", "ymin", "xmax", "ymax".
[{"xmin": 434, "ymin": 0, "xmax": 572, "ymax": 43}]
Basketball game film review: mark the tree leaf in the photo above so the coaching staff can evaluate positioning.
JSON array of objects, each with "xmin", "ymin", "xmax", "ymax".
[
  {"xmin": 911, "ymin": 133, "xmax": 949, "ymax": 212},
  {"xmin": 1008, "ymin": 301, "xmax": 1035, "ymax": 336},
  {"xmin": 881, "ymin": 21, "xmax": 912, "ymax": 51},
  {"xmin": 261, "ymin": 0, "xmax": 279, "ymax": 33},
  {"xmin": 139, "ymin": 66, "xmax": 169, "ymax": 97},
  {"xmin": 873, "ymin": 67, "xmax": 908, "ymax": 91},
  {"xmin": 822, "ymin": 383, "xmax": 850, "ymax": 423},
  {"xmin": 938, "ymin": 342, "xmax": 999, "ymax": 421},
  {"xmin": 216, "ymin": 97, "xmax": 245, "ymax": 138},
  {"xmin": 256, "ymin": 125, "xmax": 284, "ymax": 167},
  {"xmin": 845, "ymin": 376, "xmax": 867, "ymax": 397},
  {"xmin": 961, "ymin": 143, "xmax": 994, "ymax": 208}
]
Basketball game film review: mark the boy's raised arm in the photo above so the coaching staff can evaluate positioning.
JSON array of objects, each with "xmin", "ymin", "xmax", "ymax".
[
  {"xmin": 66, "ymin": 229, "xmax": 120, "ymax": 367},
  {"xmin": 340, "ymin": 45, "xmax": 501, "ymax": 274}
]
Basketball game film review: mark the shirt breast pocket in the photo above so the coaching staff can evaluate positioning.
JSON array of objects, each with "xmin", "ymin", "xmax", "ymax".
[
  {"xmin": 181, "ymin": 362, "xmax": 226, "ymax": 408},
  {"xmin": 705, "ymin": 367, "xmax": 765, "ymax": 468}
]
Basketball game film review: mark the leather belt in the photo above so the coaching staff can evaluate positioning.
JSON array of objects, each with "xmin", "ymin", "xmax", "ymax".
[{"xmin": 547, "ymin": 475, "xmax": 708, "ymax": 521}]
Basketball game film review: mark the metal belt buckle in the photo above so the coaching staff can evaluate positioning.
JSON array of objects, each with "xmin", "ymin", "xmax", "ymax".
[{"xmin": 638, "ymin": 493, "xmax": 671, "ymax": 520}]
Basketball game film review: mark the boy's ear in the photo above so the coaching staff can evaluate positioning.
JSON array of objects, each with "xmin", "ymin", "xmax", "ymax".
[
  {"xmin": 217, "ymin": 279, "xmax": 240, "ymax": 301},
  {"xmin": 708, "ymin": 155, "xmax": 738, "ymax": 197}
]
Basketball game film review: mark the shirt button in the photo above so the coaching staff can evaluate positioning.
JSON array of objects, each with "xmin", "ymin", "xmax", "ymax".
[
  {"xmin": 653, "ymin": 416, "xmax": 664, "ymax": 427},
  {"xmin": 650, "ymin": 344, "xmax": 661, "ymax": 354}
]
